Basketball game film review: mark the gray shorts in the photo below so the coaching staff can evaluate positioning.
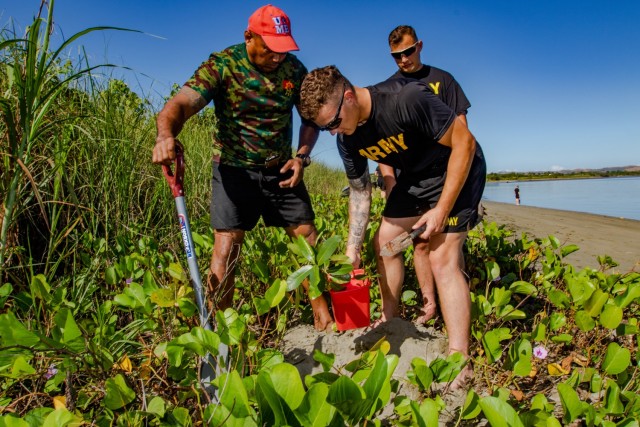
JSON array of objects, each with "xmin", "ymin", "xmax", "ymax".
[{"xmin": 210, "ymin": 162, "xmax": 315, "ymax": 231}]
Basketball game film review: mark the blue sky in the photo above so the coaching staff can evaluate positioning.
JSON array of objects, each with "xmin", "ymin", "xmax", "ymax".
[{"xmin": 3, "ymin": 0, "xmax": 640, "ymax": 173}]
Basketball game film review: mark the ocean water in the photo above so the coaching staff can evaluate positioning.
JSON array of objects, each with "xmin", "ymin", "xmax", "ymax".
[{"xmin": 482, "ymin": 177, "xmax": 640, "ymax": 221}]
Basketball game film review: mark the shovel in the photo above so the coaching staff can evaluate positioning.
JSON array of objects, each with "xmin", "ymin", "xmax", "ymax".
[
  {"xmin": 162, "ymin": 142, "xmax": 228, "ymax": 398},
  {"xmin": 379, "ymin": 224, "xmax": 427, "ymax": 257}
]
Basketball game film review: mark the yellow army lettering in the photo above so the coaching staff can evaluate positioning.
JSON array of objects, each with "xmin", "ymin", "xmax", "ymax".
[
  {"xmin": 447, "ymin": 216, "xmax": 459, "ymax": 226},
  {"xmin": 428, "ymin": 82, "xmax": 441, "ymax": 95},
  {"xmin": 358, "ymin": 133, "xmax": 409, "ymax": 161}
]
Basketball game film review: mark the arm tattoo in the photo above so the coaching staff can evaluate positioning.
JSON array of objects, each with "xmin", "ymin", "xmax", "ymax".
[{"xmin": 347, "ymin": 168, "xmax": 372, "ymax": 250}]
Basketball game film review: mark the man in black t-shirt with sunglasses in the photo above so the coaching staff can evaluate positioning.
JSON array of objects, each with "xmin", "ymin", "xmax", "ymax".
[
  {"xmin": 382, "ymin": 25, "xmax": 473, "ymax": 325},
  {"xmin": 299, "ymin": 65, "xmax": 486, "ymax": 389}
]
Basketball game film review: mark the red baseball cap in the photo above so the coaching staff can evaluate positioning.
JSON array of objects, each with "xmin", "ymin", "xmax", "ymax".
[{"xmin": 248, "ymin": 4, "xmax": 299, "ymax": 53}]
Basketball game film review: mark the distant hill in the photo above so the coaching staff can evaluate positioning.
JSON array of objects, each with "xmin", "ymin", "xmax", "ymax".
[
  {"xmin": 487, "ymin": 166, "xmax": 640, "ymax": 181},
  {"xmin": 568, "ymin": 165, "xmax": 640, "ymax": 173},
  {"xmin": 492, "ymin": 165, "xmax": 640, "ymax": 174}
]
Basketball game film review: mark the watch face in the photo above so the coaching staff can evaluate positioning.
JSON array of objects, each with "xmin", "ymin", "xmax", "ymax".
[{"xmin": 297, "ymin": 154, "xmax": 311, "ymax": 166}]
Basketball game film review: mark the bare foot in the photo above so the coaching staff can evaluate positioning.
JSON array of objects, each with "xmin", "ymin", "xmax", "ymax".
[
  {"xmin": 415, "ymin": 301, "xmax": 437, "ymax": 324},
  {"xmin": 449, "ymin": 363, "xmax": 473, "ymax": 391},
  {"xmin": 369, "ymin": 314, "xmax": 394, "ymax": 329},
  {"xmin": 311, "ymin": 296, "xmax": 334, "ymax": 332}
]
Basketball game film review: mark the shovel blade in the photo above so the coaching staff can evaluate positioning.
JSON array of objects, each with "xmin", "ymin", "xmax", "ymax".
[
  {"xmin": 379, "ymin": 224, "xmax": 427, "ymax": 257},
  {"xmin": 379, "ymin": 233, "xmax": 413, "ymax": 257}
]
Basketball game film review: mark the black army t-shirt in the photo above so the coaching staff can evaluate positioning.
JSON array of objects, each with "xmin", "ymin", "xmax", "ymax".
[
  {"xmin": 337, "ymin": 78, "xmax": 456, "ymax": 181},
  {"xmin": 390, "ymin": 65, "xmax": 471, "ymax": 116}
]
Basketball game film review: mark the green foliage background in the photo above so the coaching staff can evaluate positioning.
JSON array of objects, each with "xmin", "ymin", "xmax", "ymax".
[{"xmin": 1, "ymin": 4, "xmax": 639, "ymax": 426}]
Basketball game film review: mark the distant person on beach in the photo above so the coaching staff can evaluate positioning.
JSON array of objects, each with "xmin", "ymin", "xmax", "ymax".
[
  {"xmin": 374, "ymin": 165, "xmax": 387, "ymax": 198},
  {"xmin": 515, "ymin": 185, "xmax": 520, "ymax": 205},
  {"xmin": 299, "ymin": 65, "xmax": 486, "ymax": 388},
  {"xmin": 383, "ymin": 25, "xmax": 473, "ymax": 324},
  {"xmin": 152, "ymin": 5, "xmax": 334, "ymax": 331}
]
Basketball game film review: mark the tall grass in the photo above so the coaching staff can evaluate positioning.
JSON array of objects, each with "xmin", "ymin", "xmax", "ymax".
[{"xmin": 0, "ymin": 1, "xmax": 349, "ymax": 287}]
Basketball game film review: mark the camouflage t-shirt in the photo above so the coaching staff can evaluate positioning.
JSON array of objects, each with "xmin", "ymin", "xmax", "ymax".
[{"xmin": 184, "ymin": 43, "xmax": 307, "ymax": 168}]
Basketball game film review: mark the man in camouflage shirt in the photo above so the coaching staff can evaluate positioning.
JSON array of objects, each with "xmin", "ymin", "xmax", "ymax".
[{"xmin": 152, "ymin": 5, "xmax": 333, "ymax": 331}]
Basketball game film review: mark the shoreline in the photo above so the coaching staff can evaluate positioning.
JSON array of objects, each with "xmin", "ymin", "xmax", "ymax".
[{"xmin": 481, "ymin": 201, "xmax": 640, "ymax": 273}]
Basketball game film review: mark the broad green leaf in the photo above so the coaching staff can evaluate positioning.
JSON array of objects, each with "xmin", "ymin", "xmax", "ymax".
[
  {"xmin": 53, "ymin": 309, "xmax": 84, "ymax": 352},
  {"xmin": 599, "ymin": 304, "xmax": 623, "ymax": 329},
  {"xmin": 10, "ymin": 356, "xmax": 36, "ymax": 379},
  {"xmin": 286, "ymin": 265, "xmax": 313, "ymax": 292},
  {"xmin": 461, "ymin": 390, "xmax": 482, "ymax": 420},
  {"xmin": 289, "ymin": 235, "xmax": 315, "ymax": 263},
  {"xmin": 146, "ymin": 396, "xmax": 166, "ymax": 418},
  {"xmin": 409, "ymin": 358, "xmax": 433, "ymax": 391},
  {"xmin": 0, "ymin": 312, "xmax": 41, "ymax": 347},
  {"xmin": 547, "ymin": 290, "xmax": 570, "ymax": 309},
  {"xmin": 41, "ymin": 408, "xmax": 83, "ymax": 427},
  {"xmin": 29, "ymin": 274, "xmax": 52, "ymax": 302},
  {"xmin": 362, "ymin": 352, "xmax": 398, "ymax": 416},
  {"xmin": 557, "ymin": 383, "xmax": 584, "ymax": 424},
  {"xmin": 264, "ymin": 279, "xmax": 287, "ymax": 308},
  {"xmin": 294, "ymin": 383, "xmax": 336, "ymax": 427},
  {"xmin": 167, "ymin": 262, "xmax": 187, "ymax": 282},
  {"xmin": 254, "ymin": 297, "xmax": 271, "ymax": 316},
  {"xmin": 327, "ymin": 376, "xmax": 368, "ymax": 423},
  {"xmin": 479, "ymin": 396, "xmax": 525, "ymax": 427},
  {"xmin": 603, "ymin": 380, "xmax": 624, "ymax": 415},
  {"xmin": 316, "ymin": 235, "xmax": 342, "ymax": 265},
  {"xmin": 216, "ymin": 370, "xmax": 253, "ymax": 419},
  {"xmin": 104, "ymin": 266, "xmax": 119, "ymax": 285},
  {"xmin": 602, "ymin": 342, "xmax": 631, "ymax": 375},
  {"xmin": 584, "ymin": 289, "xmax": 609, "ymax": 317},
  {"xmin": 257, "ymin": 363, "xmax": 305, "ymax": 426},
  {"xmin": 251, "ymin": 259, "xmax": 271, "ymax": 283},
  {"xmin": 566, "ymin": 276, "xmax": 595, "ymax": 305},
  {"xmin": 531, "ymin": 323, "xmax": 546, "ymax": 342},
  {"xmin": 614, "ymin": 282, "xmax": 640, "ymax": 308},
  {"xmin": 550, "ymin": 333, "xmax": 572, "ymax": 343},
  {"xmin": 575, "ymin": 310, "xmax": 596, "ymax": 331},
  {"xmin": 0, "ymin": 414, "xmax": 30, "ymax": 426},
  {"xmin": 103, "ymin": 374, "xmax": 135, "ymax": 410},
  {"xmin": 549, "ymin": 313, "xmax": 567, "ymax": 331},
  {"xmin": 561, "ymin": 244, "xmax": 580, "ymax": 258},
  {"xmin": 509, "ymin": 281, "xmax": 537, "ymax": 296},
  {"xmin": 489, "ymin": 287, "xmax": 511, "ymax": 308},
  {"xmin": 411, "ymin": 398, "xmax": 439, "ymax": 427},
  {"xmin": 486, "ymin": 261, "xmax": 501, "ymax": 282},
  {"xmin": 482, "ymin": 328, "xmax": 512, "ymax": 364},
  {"xmin": 213, "ymin": 308, "xmax": 245, "ymax": 347},
  {"xmin": 150, "ymin": 288, "xmax": 175, "ymax": 307},
  {"xmin": 313, "ymin": 350, "xmax": 335, "ymax": 373}
]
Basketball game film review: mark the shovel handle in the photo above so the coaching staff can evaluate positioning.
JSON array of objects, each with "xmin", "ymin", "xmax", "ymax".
[
  {"xmin": 409, "ymin": 224, "xmax": 427, "ymax": 239},
  {"xmin": 162, "ymin": 141, "xmax": 185, "ymax": 198}
]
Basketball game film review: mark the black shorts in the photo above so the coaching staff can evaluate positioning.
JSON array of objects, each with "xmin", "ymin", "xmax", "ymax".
[
  {"xmin": 384, "ymin": 145, "xmax": 486, "ymax": 233},
  {"xmin": 211, "ymin": 162, "xmax": 315, "ymax": 231}
]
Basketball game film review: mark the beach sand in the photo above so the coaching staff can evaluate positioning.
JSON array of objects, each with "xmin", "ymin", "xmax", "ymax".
[{"xmin": 482, "ymin": 201, "xmax": 640, "ymax": 273}]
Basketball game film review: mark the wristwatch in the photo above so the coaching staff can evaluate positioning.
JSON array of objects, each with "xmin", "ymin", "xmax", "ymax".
[{"xmin": 295, "ymin": 153, "xmax": 311, "ymax": 167}]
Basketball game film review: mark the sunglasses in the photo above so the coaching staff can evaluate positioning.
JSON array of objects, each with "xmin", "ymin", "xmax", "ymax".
[
  {"xmin": 390, "ymin": 41, "xmax": 419, "ymax": 59},
  {"xmin": 319, "ymin": 83, "xmax": 347, "ymax": 131}
]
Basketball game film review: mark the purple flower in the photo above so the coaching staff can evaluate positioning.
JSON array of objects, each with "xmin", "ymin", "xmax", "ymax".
[
  {"xmin": 44, "ymin": 365, "xmax": 58, "ymax": 380},
  {"xmin": 125, "ymin": 277, "xmax": 133, "ymax": 284},
  {"xmin": 533, "ymin": 345, "xmax": 548, "ymax": 360}
]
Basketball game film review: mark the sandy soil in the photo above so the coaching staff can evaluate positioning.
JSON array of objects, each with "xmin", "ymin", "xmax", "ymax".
[
  {"xmin": 279, "ymin": 202, "xmax": 640, "ymax": 424},
  {"xmin": 482, "ymin": 201, "xmax": 640, "ymax": 273}
]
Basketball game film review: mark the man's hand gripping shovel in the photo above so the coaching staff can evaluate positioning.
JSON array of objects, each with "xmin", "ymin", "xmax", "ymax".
[{"xmin": 162, "ymin": 142, "xmax": 229, "ymax": 400}]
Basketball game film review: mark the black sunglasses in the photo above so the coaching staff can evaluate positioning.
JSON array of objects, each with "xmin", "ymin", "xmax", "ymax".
[
  {"xmin": 390, "ymin": 41, "xmax": 419, "ymax": 59},
  {"xmin": 319, "ymin": 83, "xmax": 347, "ymax": 131}
]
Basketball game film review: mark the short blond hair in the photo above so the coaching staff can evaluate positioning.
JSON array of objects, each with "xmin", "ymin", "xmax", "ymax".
[{"xmin": 299, "ymin": 65, "xmax": 352, "ymax": 122}]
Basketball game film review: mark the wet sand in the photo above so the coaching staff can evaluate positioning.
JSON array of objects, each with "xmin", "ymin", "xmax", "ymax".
[{"xmin": 482, "ymin": 201, "xmax": 640, "ymax": 272}]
